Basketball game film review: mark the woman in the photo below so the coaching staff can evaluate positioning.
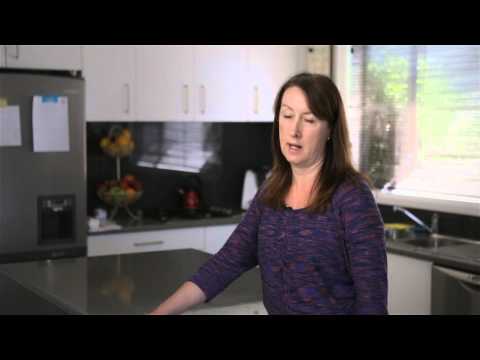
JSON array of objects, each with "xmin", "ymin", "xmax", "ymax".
[{"xmin": 150, "ymin": 73, "xmax": 388, "ymax": 315}]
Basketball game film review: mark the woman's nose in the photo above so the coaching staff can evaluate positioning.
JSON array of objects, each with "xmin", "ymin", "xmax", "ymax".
[{"xmin": 291, "ymin": 119, "xmax": 302, "ymax": 138}]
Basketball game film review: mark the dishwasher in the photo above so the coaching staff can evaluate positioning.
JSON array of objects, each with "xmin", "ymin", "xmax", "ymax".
[{"xmin": 431, "ymin": 265, "xmax": 480, "ymax": 314}]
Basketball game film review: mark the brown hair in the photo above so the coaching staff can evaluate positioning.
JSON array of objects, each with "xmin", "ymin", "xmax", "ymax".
[{"xmin": 259, "ymin": 72, "xmax": 367, "ymax": 214}]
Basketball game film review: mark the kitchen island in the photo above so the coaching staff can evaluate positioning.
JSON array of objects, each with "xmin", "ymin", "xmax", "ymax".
[{"xmin": 0, "ymin": 249, "xmax": 265, "ymax": 315}]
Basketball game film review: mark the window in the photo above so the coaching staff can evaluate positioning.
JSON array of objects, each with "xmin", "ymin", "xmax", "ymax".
[{"xmin": 350, "ymin": 45, "xmax": 480, "ymax": 209}]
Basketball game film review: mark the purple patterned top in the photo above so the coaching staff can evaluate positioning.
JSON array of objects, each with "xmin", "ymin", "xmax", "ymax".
[{"xmin": 190, "ymin": 179, "xmax": 388, "ymax": 315}]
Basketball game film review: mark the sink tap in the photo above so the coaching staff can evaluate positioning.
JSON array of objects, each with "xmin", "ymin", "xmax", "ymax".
[{"xmin": 393, "ymin": 206, "xmax": 438, "ymax": 235}]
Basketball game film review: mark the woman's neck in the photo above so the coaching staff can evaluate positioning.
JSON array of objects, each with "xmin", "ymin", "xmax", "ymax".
[
  {"xmin": 290, "ymin": 159, "xmax": 323, "ymax": 189},
  {"xmin": 285, "ymin": 160, "xmax": 323, "ymax": 209}
]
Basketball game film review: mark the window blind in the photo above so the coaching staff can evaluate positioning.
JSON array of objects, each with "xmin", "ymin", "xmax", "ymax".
[{"xmin": 350, "ymin": 45, "xmax": 480, "ymax": 200}]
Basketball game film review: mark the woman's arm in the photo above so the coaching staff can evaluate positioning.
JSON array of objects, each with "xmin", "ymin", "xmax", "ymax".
[
  {"xmin": 149, "ymin": 190, "xmax": 264, "ymax": 315},
  {"xmin": 337, "ymin": 180, "xmax": 388, "ymax": 314},
  {"xmin": 149, "ymin": 281, "xmax": 206, "ymax": 315}
]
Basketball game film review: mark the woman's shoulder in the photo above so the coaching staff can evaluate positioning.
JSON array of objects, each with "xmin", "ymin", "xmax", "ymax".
[{"xmin": 332, "ymin": 175, "xmax": 374, "ymax": 206}]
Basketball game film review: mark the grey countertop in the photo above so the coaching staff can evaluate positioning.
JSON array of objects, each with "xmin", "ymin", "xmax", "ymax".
[
  {"xmin": 386, "ymin": 236, "xmax": 480, "ymax": 273},
  {"xmin": 88, "ymin": 213, "xmax": 245, "ymax": 236},
  {"xmin": 0, "ymin": 249, "xmax": 263, "ymax": 315}
]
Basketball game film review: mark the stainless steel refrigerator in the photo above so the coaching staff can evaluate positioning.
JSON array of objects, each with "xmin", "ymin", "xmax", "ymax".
[{"xmin": 0, "ymin": 70, "xmax": 86, "ymax": 263}]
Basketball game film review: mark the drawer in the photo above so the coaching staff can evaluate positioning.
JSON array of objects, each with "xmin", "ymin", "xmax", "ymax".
[{"xmin": 88, "ymin": 227, "xmax": 205, "ymax": 257}]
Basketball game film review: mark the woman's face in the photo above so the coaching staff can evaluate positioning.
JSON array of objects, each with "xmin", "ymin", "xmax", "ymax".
[{"xmin": 278, "ymin": 86, "xmax": 331, "ymax": 170}]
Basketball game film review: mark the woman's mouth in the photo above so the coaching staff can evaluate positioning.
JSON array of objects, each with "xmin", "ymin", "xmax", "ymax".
[{"xmin": 287, "ymin": 143, "xmax": 303, "ymax": 153}]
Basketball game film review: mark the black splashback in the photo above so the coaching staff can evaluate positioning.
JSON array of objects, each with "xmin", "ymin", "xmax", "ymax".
[{"xmin": 86, "ymin": 122, "xmax": 273, "ymax": 217}]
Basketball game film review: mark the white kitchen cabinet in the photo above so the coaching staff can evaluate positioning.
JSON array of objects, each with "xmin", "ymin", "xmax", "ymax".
[
  {"xmin": 82, "ymin": 45, "xmax": 300, "ymax": 123},
  {"xmin": 204, "ymin": 224, "xmax": 237, "ymax": 255},
  {"xmin": 3, "ymin": 45, "xmax": 82, "ymax": 71},
  {"xmin": 193, "ymin": 45, "xmax": 248, "ymax": 122},
  {"xmin": 136, "ymin": 45, "xmax": 248, "ymax": 122},
  {"xmin": 87, "ymin": 227, "xmax": 205, "ymax": 257},
  {"xmin": 387, "ymin": 252, "xmax": 432, "ymax": 315},
  {"xmin": 136, "ymin": 45, "xmax": 194, "ymax": 122},
  {"xmin": 83, "ymin": 45, "xmax": 136, "ymax": 121},
  {"xmin": 246, "ymin": 45, "xmax": 298, "ymax": 122}
]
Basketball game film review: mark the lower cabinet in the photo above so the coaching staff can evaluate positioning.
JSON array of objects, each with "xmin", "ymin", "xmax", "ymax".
[
  {"xmin": 183, "ymin": 301, "xmax": 267, "ymax": 315},
  {"xmin": 387, "ymin": 252, "xmax": 432, "ymax": 315},
  {"xmin": 204, "ymin": 224, "xmax": 237, "ymax": 255},
  {"xmin": 87, "ymin": 227, "xmax": 205, "ymax": 257}
]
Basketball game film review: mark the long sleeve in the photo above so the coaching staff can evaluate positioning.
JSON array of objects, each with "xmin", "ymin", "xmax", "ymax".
[
  {"xmin": 336, "ymin": 180, "xmax": 388, "ymax": 314},
  {"xmin": 189, "ymin": 192, "xmax": 262, "ymax": 302}
]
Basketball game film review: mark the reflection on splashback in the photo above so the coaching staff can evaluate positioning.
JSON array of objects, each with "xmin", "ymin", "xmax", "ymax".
[
  {"xmin": 86, "ymin": 122, "xmax": 273, "ymax": 217},
  {"xmin": 135, "ymin": 122, "xmax": 222, "ymax": 173}
]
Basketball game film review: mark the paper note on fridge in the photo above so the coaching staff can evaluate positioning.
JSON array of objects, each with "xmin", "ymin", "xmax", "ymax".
[
  {"xmin": 0, "ymin": 106, "xmax": 22, "ymax": 147},
  {"xmin": 32, "ymin": 95, "xmax": 70, "ymax": 152}
]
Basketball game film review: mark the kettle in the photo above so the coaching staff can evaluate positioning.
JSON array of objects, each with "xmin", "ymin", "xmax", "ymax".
[
  {"xmin": 241, "ymin": 169, "xmax": 259, "ymax": 210},
  {"xmin": 178, "ymin": 187, "xmax": 200, "ymax": 212}
]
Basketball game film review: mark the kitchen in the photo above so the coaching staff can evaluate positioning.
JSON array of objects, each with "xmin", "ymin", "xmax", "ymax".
[{"xmin": 0, "ymin": 45, "xmax": 479, "ymax": 315}]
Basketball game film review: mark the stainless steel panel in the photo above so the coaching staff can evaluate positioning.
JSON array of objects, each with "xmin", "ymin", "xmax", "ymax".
[
  {"xmin": 432, "ymin": 265, "xmax": 480, "ymax": 314},
  {"xmin": 0, "ymin": 71, "xmax": 86, "ymax": 261}
]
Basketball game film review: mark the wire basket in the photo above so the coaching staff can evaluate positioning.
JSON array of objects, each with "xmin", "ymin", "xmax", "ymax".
[{"xmin": 100, "ymin": 126, "xmax": 135, "ymax": 158}]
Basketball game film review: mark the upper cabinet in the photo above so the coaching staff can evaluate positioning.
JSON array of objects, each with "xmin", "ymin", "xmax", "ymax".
[
  {"xmin": 193, "ymin": 45, "xmax": 248, "ymax": 122},
  {"xmin": 136, "ymin": 45, "xmax": 247, "ymax": 122},
  {"xmin": 2, "ymin": 45, "xmax": 82, "ymax": 71},
  {"xmin": 246, "ymin": 45, "xmax": 298, "ymax": 122},
  {"xmin": 83, "ymin": 45, "xmax": 301, "ymax": 122},
  {"xmin": 135, "ymin": 45, "xmax": 194, "ymax": 122},
  {"xmin": 83, "ymin": 45, "xmax": 136, "ymax": 122}
]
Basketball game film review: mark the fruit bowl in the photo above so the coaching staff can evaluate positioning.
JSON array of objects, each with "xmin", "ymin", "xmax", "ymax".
[
  {"xmin": 98, "ymin": 187, "xmax": 143, "ymax": 207},
  {"xmin": 100, "ymin": 126, "xmax": 135, "ymax": 158},
  {"xmin": 97, "ymin": 176, "xmax": 143, "ymax": 207}
]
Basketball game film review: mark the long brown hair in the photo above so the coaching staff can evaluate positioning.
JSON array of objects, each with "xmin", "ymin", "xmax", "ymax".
[{"xmin": 259, "ymin": 72, "xmax": 366, "ymax": 214}]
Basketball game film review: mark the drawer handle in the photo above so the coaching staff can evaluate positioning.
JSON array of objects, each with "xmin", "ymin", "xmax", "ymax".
[{"xmin": 134, "ymin": 240, "xmax": 165, "ymax": 247}]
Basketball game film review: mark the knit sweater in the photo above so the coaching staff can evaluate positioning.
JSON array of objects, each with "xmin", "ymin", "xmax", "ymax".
[{"xmin": 189, "ymin": 179, "xmax": 388, "ymax": 315}]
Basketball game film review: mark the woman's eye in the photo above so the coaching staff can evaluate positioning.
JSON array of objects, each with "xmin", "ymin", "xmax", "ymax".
[
  {"xmin": 282, "ymin": 114, "xmax": 293, "ymax": 118},
  {"xmin": 305, "ymin": 118, "xmax": 315, "ymax": 123}
]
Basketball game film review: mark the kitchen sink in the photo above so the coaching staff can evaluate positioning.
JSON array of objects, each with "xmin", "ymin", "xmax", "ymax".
[{"xmin": 403, "ymin": 237, "xmax": 462, "ymax": 248}]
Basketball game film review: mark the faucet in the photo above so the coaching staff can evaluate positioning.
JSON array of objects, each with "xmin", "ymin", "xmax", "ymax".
[{"xmin": 393, "ymin": 206, "xmax": 439, "ymax": 235}]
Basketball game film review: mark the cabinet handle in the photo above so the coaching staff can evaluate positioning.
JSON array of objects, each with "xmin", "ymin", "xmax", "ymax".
[
  {"xmin": 124, "ymin": 83, "xmax": 130, "ymax": 114},
  {"xmin": 6, "ymin": 45, "xmax": 20, "ymax": 59},
  {"xmin": 183, "ymin": 84, "xmax": 189, "ymax": 114},
  {"xmin": 254, "ymin": 86, "xmax": 259, "ymax": 114},
  {"xmin": 200, "ymin": 85, "xmax": 206, "ymax": 114},
  {"xmin": 134, "ymin": 240, "xmax": 165, "ymax": 247}
]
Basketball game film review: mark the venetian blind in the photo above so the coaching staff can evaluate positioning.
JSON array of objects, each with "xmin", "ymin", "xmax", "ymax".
[{"xmin": 349, "ymin": 45, "xmax": 480, "ymax": 200}]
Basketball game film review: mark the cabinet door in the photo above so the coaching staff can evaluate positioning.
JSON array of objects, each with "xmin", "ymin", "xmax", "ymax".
[
  {"xmin": 387, "ymin": 252, "xmax": 432, "ymax": 315},
  {"xmin": 83, "ymin": 45, "xmax": 135, "ymax": 122},
  {"xmin": 136, "ymin": 45, "xmax": 194, "ymax": 121},
  {"xmin": 204, "ymin": 224, "xmax": 237, "ymax": 255},
  {"xmin": 194, "ymin": 45, "xmax": 247, "ymax": 122},
  {"xmin": 246, "ymin": 45, "xmax": 298, "ymax": 122},
  {"xmin": 4, "ymin": 45, "xmax": 82, "ymax": 71}
]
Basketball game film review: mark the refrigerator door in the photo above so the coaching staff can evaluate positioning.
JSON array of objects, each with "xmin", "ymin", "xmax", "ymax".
[{"xmin": 0, "ymin": 71, "xmax": 86, "ymax": 263}]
